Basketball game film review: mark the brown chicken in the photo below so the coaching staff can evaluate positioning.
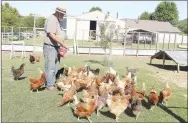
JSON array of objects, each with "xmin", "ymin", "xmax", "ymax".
[
  {"xmin": 29, "ymin": 54, "xmax": 35, "ymax": 64},
  {"xmin": 74, "ymin": 94, "xmax": 98, "ymax": 123},
  {"xmin": 29, "ymin": 68, "xmax": 46, "ymax": 92},
  {"xmin": 148, "ymin": 87, "xmax": 159, "ymax": 110},
  {"xmin": 11, "ymin": 63, "xmax": 25, "ymax": 81},
  {"xmin": 35, "ymin": 56, "xmax": 40, "ymax": 62},
  {"xmin": 159, "ymin": 81, "xmax": 171, "ymax": 105},
  {"xmin": 57, "ymin": 81, "xmax": 77, "ymax": 107},
  {"xmin": 136, "ymin": 82, "xmax": 146, "ymax": 100}
]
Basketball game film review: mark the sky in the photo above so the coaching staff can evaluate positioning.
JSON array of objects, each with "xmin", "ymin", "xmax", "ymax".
[{"xmin": 2, "ymin": 1, "xmax": 187, "ymax": 20}]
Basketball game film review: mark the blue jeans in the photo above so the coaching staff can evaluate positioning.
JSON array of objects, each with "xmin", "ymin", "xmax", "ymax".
[{"xmin": 43, "ymin": 44, "xmax": 60, "ymax": 87}]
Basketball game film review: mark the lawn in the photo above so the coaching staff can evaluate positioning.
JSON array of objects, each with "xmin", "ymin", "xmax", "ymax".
[{"xmin": 1, "ymin": 52, "xmax": 187, "ymax": 122}]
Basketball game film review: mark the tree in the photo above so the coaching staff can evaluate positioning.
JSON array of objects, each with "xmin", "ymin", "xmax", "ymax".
[
  {"xmin": 154, "ymin": 1, "xmax": 179, "ymax": 25},
  {"xmin": 2, "ymin": 2, "xmax": 22, "ymax": 27},
  {"xmin": 89, "ymin": 7, "xmax": 102, "ymax": 12},
  {"xmin": 98, "ymin": 13, "xmax": 119, "ymax": 67},
  {"xmin": 140, "ymin": 11, "xmax": 152, "ymax": 20},
  {"xmin": 36, "ymin": 17, "xmax": 46, "ymax": 28}
]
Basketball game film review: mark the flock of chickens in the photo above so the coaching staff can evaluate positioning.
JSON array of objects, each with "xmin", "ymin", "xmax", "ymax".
[{"xmin": 10, "ymin": 54, "xmax": 171, "ymax": 122}]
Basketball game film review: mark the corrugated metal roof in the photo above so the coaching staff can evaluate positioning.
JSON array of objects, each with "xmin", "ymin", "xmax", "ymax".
[{"xmin": 120, "ymin": 19, "xmax": 181, "ymax": 33}]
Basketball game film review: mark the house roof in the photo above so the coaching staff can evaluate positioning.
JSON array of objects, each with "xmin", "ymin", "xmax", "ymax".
[{"xmin": 120, "ymin": 19, "xmax": 181, "ymax": 33}]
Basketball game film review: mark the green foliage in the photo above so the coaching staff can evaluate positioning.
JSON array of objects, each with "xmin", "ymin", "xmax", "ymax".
[
  {"xmin": 2, "ymin": 2, "xmax": 46, "ymax": 28},
  {"xmin": 89, "ymin": 7, "xmax": 102, "ymax": 12},
  {"xmin": 140, "ymin": 11, "xmax": 152, "ymax": 20},
  {"xmin": 177, "ymin": 18, "xmax": 187, "ymax": 34},
  {"xmin": 154, "ymin": 1, "xmax": 179, "ymax": 25}
]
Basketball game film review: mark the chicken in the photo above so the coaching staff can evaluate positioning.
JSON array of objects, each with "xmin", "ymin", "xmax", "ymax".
[
  {"xmin": 86, "ymin": 66, "xmax": 100, "ymax": 75},
  {"xmin": 107, "ymin": 94, "xmax": 131, "ymax": 122},
  {"xmin": 95, "ymin": 75, "xmax": 106, "ymax": 86},
  {"xmin": 35, "ymin": 56, "xmax": 40, "ymax": 62},
  {"xmin": 83, "ymin": 80, "xmax": 97, "ymax": 100},
  {"xmin": 56, "ymin": 67, "xmax": 65, "ymax": 79},
  {"xmin": 57, "ymin": 81, "xmax": 77, "ymax": 107},
  {"xmin": 126, "ymin": 67, "xmax": 139, "ymax": 78},
  {"xmin": 74, "ymin": 94, "xmax": 98, "ymax": 123},
  {"xmin": 56, "ymin": 81, "xmax": 71, "ymax": 92},
  {"xmin": 148, "ymin": 87, "xmax": 159, "ymax": 110},
  {"xmin": 95, "ymin": 92, "xmax": 109, "ymax": 116},
  {"xmin": 131, "ymin": 95, "xmax": 142, "ymax": 120},
  {"xmin": 29, "ymin": 54, "xmax": 35, "ymax": 64},
  {"xmin": 159, "ymin": 81, "xmax": 171, "ymax": 105},
  {"xmin": 11, "ymin": 63, "xmax": 25, "ymax": 81},
  {"xmin": 105, "ymin": 67, "xmax": 117, "ymax": 83},
  {"xmin": 136, "ymin": 82, "xmax": 146, "ymax": 100},
  {"xmin": 29, "ymin": 68, "xmax": 46, "ymax": 92}
]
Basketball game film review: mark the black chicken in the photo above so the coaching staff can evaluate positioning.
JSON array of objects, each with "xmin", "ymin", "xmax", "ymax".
[{"xmin": 11, "ymin": 63, "xmax": 26, "ymax": 80}]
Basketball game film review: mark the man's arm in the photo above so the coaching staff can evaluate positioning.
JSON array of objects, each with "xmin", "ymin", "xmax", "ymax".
[{"xmin": 45, "ymin": 17, "xmax": 67, "ymax": 48}]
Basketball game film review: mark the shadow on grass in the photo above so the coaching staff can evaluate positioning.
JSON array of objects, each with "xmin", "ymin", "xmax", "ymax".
[
  {"xmin": 147, "ymin": 63, "xmax": 188, "ymax": 72},
  {"xmin": 142, "ymin": 99, "xmax": 151, "ymax": 110},
  {"xmin": 84, "ymin": 60, "xmax": 104, "ymax": 66},
  {"xmin": 166, "ymin": 106, "xmax": 188, "ymax": 109},
  {"xmin": 144, "ymin": 95, "xmax": 186, "ymax": 122},
  {"xmin": 18, "ymin": 76, "xmax": 27, "ymax": 80},
  {"xmin": 124, "ymin": 107, "xmax": 135, "ymax": 117},
  {"xmin": 99, "ymin": 110, "xmax": 115, "ymax": 120}
]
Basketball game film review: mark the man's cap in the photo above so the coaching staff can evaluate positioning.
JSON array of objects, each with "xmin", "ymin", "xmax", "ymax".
[{"xmin": 56, "ymin": 4, "xmax": 67, "ymax": 15}]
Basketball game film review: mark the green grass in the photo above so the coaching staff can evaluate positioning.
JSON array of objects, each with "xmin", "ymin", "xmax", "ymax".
[
  {"xmin": 2, "ymin": 36, "xmax": 187, "ymax": 51},
  {"xmin": 2, "ymin": 53, "xmax": 187, "ymax": 122}
]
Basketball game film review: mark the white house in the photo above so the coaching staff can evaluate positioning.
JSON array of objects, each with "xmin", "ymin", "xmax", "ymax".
[
  {"xmin": 61, "ymin": 10, "xmax": 124, "ymax": 41},
  {"xmin": 61, "ymin": 10, "xmax": 186, "ymax": 44}
]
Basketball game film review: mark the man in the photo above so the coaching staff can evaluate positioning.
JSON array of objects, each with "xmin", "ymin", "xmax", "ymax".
[{"xmin": 43, "ymin": 4, "xmax": 68, "ymax": 90}]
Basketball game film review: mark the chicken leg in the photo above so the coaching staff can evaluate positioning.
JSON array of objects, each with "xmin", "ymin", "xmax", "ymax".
[
  {"xmin": 115, "ymin": 116, "xmax": 119, "ymax": 122},
  {"xmin": 87, "ymin": 116, "xmax": 92, "ymax": 123},
  {"xmin": 136, "ymin": 112, "xmax": 140, "ymax": 120}
]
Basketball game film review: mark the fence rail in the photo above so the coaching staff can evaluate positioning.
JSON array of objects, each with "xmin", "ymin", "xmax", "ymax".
[{"xmin": 1, "ymin": 26, "xmax": 187, "ymax": 55}]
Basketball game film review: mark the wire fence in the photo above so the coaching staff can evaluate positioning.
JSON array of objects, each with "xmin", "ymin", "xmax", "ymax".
[{"xmin": 1, "ymin": 26, "xmax": 187, "ymax": 54}]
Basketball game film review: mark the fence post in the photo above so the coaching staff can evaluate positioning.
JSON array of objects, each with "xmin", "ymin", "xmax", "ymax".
[
  {"xmin": 136, "ymin": 32, "xmax": 140, "ymax": 57},
  {"xmin": 12, "ymin": 27, "xmax": 14, "ymax": 42},
  {"xmin": 174, "ymin": 34, "xmax": 177, "ymax": 51},
  {"xmin": 168, "ymin": 34, "xmax": 171, "ymax": 49},
  {"xmin": 181, "ymin": 34, "xmax": 184, "ymax": 45},
  {"xmin": 123, "ymin": 28, "xmax": 127, "ymax": 56},
  {"xmin": 144, "ymin": 32, "xmax": 146, "ymax": 49},
  {"xmin": 162, "ymin": 33, "xmax": 165, "ymax": 50},
  {"xmin": 89, "ymin": 30, "xmax": 91, "ymax": 55},
  {"xmin": 73, "ymin": 19, "xmax": 77, "ymax": 55},
  {"xmin": 150, "ymin": 32, "xmax": 152, "ymax": 49},
  {"xmin": 156, "ymin": 33, "xmax": 159, "ymax": 52},
  {"xmin": 131, "ymin": 32, "xmax": 133, "ymax": 48}
]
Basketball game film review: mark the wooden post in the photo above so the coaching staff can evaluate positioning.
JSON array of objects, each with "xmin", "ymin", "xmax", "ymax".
[
  {"xmin": 131, "ymin": 32, "xmax": 133, "ymax": 48},
  {"xmin": 156, "ymin": 33, "xmax": 159, "ymax": 52},
  {"xmin": 163, "ymin": 52, "xmax": 165, "ymax": 68},
  {"xmin": 123, "ymin": 28, "xmax": 127, "ymax": 56},
  {"xmin": 89, "ymin": 30, "xmax": 91, "ymax": 55},
  {"xmin": 144, "ymin": 32, "xmax": 146, "ymax": 48},
  {"xmin": 174, "ymin": 34, "xmax": 177, "ymax": 51},
  {"xmin": 177, "ymin": 63, "xmax": 180, "ymax": 73},
  {"xmin": 136, "ymin": 32, "xmax": 140, "ymax": 57},
  {"xmin": 162, "ymin": 33, "xmax": 165, "ymax": 50},
  {"xmin": 150, "ymin": 32, "xmax": 152, "ymax": 49},
  {"xmin": 73, "ymin": 19, "xmax": 77, "ymax": 55},
  {"xmin": 181, "ymin": 34, "xmax": 183, "ymax": 45},
  {"xmin": 168, "ymin": 34, "xmax": 171, "ymax": 49}
]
